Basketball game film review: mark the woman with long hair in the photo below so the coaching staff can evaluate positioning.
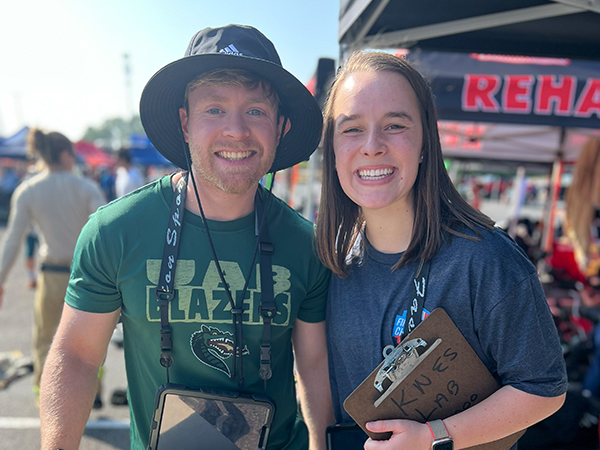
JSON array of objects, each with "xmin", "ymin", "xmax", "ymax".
[
  {"xmin": 316, "ymin": 51, "xmax": 567, "ymax": 449},
  {"xmin": 0, "ymin": 128, "xmax": 105, "ymax": 402}
]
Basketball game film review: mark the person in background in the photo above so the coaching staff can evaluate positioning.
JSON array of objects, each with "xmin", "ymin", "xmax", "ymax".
[
  {"xmin": 114, "ymin": 147, "xmax": 144, "ymax": 198},
  {"xmin": 40, "ymin": 25, "xmax": 331, "ymax": 450},
  {"xmin": 316, "ymin": 51, "xmax": 567, "ymax": 450},
  {"xmin": 22, "ymin": 160, "xmax": 44, "ymax": 289},
  {"xmin": 24, "ymin": 227, "xmax": 39, "ymax": 289},
  {"xmin": 110, "ymin": 148, "xmax": 143, "ymax": 402},
  {"xmin": 0, "ymin": 128, "xmax": 105, "ymax": 403},
  {"xmin": 565, "ymin": 136, "xmax": 600, "ymax": 400},
  {"xmin": 97, "ymin": 166, "xmax": 116, "ymax": 202}
]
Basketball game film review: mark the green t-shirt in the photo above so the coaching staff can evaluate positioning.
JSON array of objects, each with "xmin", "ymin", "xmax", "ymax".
[{"xmin": 66, "ymin": 175, "xmax": 330, "ymax": 450}]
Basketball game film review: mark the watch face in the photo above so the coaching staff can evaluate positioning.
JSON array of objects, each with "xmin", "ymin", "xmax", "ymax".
[{"xmin": 433, "ymin": 440, "xmax": 454, "ymax": 450}]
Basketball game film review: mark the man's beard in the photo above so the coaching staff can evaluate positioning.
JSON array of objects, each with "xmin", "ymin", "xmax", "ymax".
[{"xmin": 188, "ymin": 139, "xmax": 276, "ymax": 195}]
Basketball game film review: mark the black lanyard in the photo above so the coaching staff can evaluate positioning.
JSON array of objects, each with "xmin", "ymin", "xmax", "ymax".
[
  {"xmin": 400, "ymin": 259, "xmax": 431, "ymax": 341},
  {"xmin": 155, "ymin": 173, "xmax": 275, "ymax": 388},
  {"xmin": 156, "ymin": 172, "xmax": 188, "ymax": 381}
]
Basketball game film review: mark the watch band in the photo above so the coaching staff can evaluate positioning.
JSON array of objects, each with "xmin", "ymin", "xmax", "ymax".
[
  {"xmin": 427, "ymin": 419, "xmax": 453, "ymax": 450},
  {"xmin": 428, "ymin": 419, "xmax": 451, "ymax": 440}
]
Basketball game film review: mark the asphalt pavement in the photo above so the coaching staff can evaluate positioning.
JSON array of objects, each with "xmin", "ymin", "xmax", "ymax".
[{"xmin": 0, "ymin": 226, "xmax": 130, "ymax": 450}]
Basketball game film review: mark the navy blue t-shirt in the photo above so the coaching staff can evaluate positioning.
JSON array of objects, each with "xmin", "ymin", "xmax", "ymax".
[{"xmin": 327, "ymin": 227, "xmax": 567, "ymax": 427}]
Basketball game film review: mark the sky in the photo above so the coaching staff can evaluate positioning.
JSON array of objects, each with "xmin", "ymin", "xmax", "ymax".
[{"xmin": 0, "ymin": 0, "xmax": 340, "ymax": 141}]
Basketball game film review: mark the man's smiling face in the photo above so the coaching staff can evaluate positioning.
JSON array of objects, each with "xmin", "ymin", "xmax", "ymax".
[{"xmin": 179, "ymin": 82, "xmax": 282, "ymax": 195}]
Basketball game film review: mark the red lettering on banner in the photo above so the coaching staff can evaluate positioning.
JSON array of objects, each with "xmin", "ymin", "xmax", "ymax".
[
  {"xmin": 503, "ymin": 75, "xmax": 534, "ymax": 114},
  {"xmin": 462, "ymin": 74, "xmax": 599, "ymax": 120},
  {"xmin": 574, "ymin": 79, "xmax": 600, "ymax": 118},
  {"xmin": 535, "ymin": 75, "xmax": 576, "ymax": 115},
  {"xmin": 462, "ymin": 75, "xmax": 501, "ymax": 112}
]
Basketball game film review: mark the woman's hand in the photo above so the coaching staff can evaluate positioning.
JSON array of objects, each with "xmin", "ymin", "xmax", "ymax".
[{"xmin": 364, "ymin": 419, "xmax": 431, "ymax": 450}]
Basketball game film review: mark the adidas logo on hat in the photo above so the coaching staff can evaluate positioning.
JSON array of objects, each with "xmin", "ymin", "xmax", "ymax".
[{"xmin": 219, "ymin": 44, "xmax": 242, "ymax": 56}]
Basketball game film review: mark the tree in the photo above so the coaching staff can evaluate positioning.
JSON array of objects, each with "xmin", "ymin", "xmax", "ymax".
[{"xmin": 83, "ymin": 116, "xmax": 145, "ymax": 148}]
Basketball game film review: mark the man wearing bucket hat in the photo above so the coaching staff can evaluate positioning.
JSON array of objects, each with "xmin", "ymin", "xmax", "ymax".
[{"xmin": 40, "ymin": 25, "xmax": 333, "ymax": 450}]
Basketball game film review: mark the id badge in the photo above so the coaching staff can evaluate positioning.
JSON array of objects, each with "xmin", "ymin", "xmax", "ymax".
[{"xmin": 147, "ymin": 383, "xmax": 275, "ymax": 450}]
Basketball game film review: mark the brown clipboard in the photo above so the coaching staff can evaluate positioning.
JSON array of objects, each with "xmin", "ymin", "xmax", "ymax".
[{"xmin": 343, "ymin": 308, "xmax": 525, "ymax": 450}]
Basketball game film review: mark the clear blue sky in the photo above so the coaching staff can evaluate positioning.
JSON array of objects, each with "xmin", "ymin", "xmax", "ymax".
[{"xmin": 0, "ymin": 0, "xmax": 340, "ymax": 140}]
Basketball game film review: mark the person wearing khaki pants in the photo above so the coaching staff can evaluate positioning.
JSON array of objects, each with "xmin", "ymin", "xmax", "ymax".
[
  {"xmin": 0, "ymin": 129, "xmax": 105, "ymax": 404},
  {"xmin": 32, "ymin": 265, "xmax": 70, "ymax": 388}
]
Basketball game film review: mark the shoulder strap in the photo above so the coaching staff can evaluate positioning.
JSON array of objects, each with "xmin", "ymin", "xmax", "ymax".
[
  {"xmin": 256, "ymin": 190, "xmax": 275, "ymax": 387},
  {"xmin": 156, "ymin": 173, "xmax": 188, "ymax": 381}
]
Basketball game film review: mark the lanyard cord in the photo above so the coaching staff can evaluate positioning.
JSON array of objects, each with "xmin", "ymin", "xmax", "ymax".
[
  {"xmin": 186, "ymin": 168, "xmax": 260, "ymax": 386},
  {"xmin": 181, "ymin": 141, "xmax": 276, "ymax": 388},
  {"xmin": 190, "ymin": 167, "xmax": 273, "ymax": 387},
  {"xmin": 180, "ymin": 141, "xmax": 252, "ymax": 384}
]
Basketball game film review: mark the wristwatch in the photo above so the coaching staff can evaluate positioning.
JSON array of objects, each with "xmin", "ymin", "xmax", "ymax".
[{"xmin": 427, "ymin": 419, "xmax": 454, "ymax": 450}]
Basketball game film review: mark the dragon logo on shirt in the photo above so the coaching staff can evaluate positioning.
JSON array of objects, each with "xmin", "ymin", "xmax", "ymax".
[{"xmin": 190, "ymin": 325, "xmax": 248, "ymax": 377}]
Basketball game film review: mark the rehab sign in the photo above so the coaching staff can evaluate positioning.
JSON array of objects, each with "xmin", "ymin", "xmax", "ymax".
[{"xmin": 462, "ymin": 74, "xmax": 600, "ymax": 118}]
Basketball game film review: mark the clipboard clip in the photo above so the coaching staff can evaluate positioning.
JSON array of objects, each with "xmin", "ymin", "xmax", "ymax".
[
  {"xmin": 373, "ymin": 337, "xmax": 442, "ymax": 407},
  {"xmin": 374, "ymin": 338, "xmax": 427, "ymax": 393}
]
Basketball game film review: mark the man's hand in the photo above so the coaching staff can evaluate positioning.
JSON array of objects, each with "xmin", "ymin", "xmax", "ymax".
[{"xmin": 364, "ymin": 420, "xmax": 431, "ymax": 450}]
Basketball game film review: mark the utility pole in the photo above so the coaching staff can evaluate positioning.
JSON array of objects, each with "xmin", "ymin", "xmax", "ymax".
[
  {"xmin": 13, "ymin": 92, "xmax": 25, "ymax": 131},
  {"xmin": 123, "ymin": 53, "xmax": 133, "ymax": 120}
]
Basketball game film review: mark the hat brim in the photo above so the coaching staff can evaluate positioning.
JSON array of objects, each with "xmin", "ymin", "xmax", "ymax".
[{"xmin": 139, "ymin": 53, "xmax": 323, "ymax": 173}]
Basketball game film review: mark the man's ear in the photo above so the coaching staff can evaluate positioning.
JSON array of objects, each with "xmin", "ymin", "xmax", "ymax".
[
  {"xmin": 179, "ymin": 107, "xmax": 190, "ymax": 143},
  {"xmin": 276, "ymin": 116, "xmax": 292, "ymax": 145}
]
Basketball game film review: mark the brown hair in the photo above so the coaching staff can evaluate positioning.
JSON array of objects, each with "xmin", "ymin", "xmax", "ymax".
[
  {"xmin": 184, "ymin": 68, "xmax": 279, "ymax": 113},
  {"xmin": 27, "ymin": 128, "xmax": 73, "ymax": 166},
  {"xmin": 566, "ymin": 137, "xmax": 600, "ymax": 258},
  {"xmin": 316, "ymin": 51, "xmax": 495, "ymax": 277}
]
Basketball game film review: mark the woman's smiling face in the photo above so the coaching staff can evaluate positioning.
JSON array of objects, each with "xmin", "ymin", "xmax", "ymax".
[{"xmin": 332, "ymin": 70, "xmax": 423, "ymax": 215}]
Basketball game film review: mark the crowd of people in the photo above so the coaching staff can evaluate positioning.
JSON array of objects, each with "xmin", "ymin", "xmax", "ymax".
[{"xmin": 0, "ymin": 22, "xmax": 598, "ymax": 450}]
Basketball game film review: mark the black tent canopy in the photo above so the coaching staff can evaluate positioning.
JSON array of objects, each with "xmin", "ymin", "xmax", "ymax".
[{"xmin": 339, "ymin": 0, "xmax": 600, "ymax": 61}]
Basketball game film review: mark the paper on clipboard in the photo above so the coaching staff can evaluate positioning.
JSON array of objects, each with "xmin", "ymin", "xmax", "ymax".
[{"xmin": 343, "ymin": 308, "xmax": 525, "ymax": 450}]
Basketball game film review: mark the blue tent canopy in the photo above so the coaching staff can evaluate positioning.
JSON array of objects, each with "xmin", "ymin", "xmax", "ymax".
[
  {"xmin": 0, "ymin": 127, "xmax": 29, "ymax": 159},
  {"xmin": 128, "ymin": 134, "xmax": 173, "ymax": 167}
]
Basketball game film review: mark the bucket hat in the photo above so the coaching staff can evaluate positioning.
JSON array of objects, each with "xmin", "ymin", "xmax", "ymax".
[{"xmin": 139, "ymin": 24, "xmax": 323, "ymax": 173}]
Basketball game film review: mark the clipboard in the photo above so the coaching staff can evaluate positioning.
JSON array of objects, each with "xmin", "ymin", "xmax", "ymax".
[{"xmin": 343, "ymin": 308, "xmax": 525, "ymax": 450}]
